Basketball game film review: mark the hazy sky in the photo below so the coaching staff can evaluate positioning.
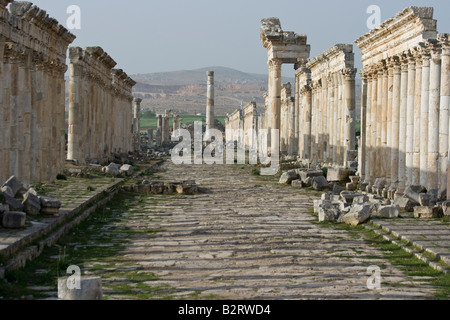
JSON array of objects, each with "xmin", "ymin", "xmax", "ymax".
[{"xmin": 29, "ymin": 0, "xmax": 450, "ymax": 78}]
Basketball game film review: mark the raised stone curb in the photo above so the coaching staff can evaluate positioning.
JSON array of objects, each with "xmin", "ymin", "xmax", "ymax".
[{"xmin": 0, "ymin": 179, "xmax": 122, "ymax": 276}]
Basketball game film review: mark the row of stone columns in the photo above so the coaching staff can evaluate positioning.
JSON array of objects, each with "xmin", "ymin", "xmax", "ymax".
[
  {"xmin": 359, "ymin": 36, "xmax": 450, "ymax": 198},
  {"xmin": 296, "ymin": 45, "xmax": 356, "ymax": 167},
  {"xmin": 0, "ymin": 1, "xmax": 75, "ymax": 184},
  {"xmin": 68, "ymin": 47, "xmax": 136, "ymax": 164}
]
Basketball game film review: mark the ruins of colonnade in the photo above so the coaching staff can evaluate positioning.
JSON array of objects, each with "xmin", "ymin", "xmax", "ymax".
[
  {"xmin": 296, "ymin": 44, "xmax": 357, "ymax": 167},
  {"xmin": 356, "ymin": 7, "xmax": 450, "ymax": 199},
  {"xmin": 67, "ymin": 47, "xmax": 136, "ymax": 164},
  {"xmin": 225, "ymin": 6, "xmax": 450, "ymax": 200},
  {"xmin": 0, "ymin": 1, "xmax": 75, "ymax": 184},
  {"xmin": 1, "ymin": 0, "xmax": 138, "ymax": 184}
]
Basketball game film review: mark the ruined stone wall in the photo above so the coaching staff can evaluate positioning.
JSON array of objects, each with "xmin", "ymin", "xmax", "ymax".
[
  {"xmin": 243, "ymin": 102, "xmax": 257, "ymax": 150},
  {"xmin": 225, "ymin": 109, "xmax": 243, "ymax": 147},
  {"xmin": 0, "ymin": 1, "xmax": 75, "ymax": 184},
  {"xmin": 67, "ymin": 47, "xmax": 136, "ymax": 164},
  {"xmin": 297, "ymin": 44, "xmax": 356, "ymax": 167},
  {"xmin": 355, "ymin": 7, "xmax": 450, "ymax": 198}
]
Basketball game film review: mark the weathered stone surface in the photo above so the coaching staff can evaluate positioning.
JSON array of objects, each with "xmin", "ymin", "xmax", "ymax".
[
  {"xmin": 136, "ymin": 184, "xmax": 151, "ymax": 194},
  {"xmin": 58, "ymin": 276, "xmax": 103, "ymax": 300},
  {"xmin": 303, "ymin": 177, "xmax": 313, "ymax": 187},
  {"xmin": 102, "ymin": 163, "xmax": 120, "ymax": 176},
  {"xmin": 418, "ymin": 193, "xmax": 438, "ymax": 207},
  {"xmin": 393, "ymin": 196, "xmax": 419, "ymax": 212},
  {"xmin": 414, "ymin": 206, "xmax": 442, "ymax": 219},
  {"xmin": 2, "ymin": 211, "xmax": 26, "ymax": 229},
  {"xmin": 340, "ymin": 191, "xmax": 360, "ymax": 204},
  {"xmin": 346, "ymin": 183, "xmax": 358, "ymax": 191},
  {"xmin": 40, "ymin": 197, "xmax": 62, "ymax": 216},
  {"xmin": 374, "ymin": 205, "xmax": 400, "ymax": 219},
  {"xmin": 4, "ymin": 193, "xmax": 24, "ymax": 212},
  {"xmin": 327, "ymin": 168, "xmax": 353, "ymax": 182},
  {"xmin": 312, "ymin": 176, "xmax": 330, "ymax": 191},
  {"xmin": 314, "ymin": 199, "xmax": 330, "ymax": 214},
  {"xmin": 1, "ymin": 186, "xmax": 15, "ymax": 198},
  {"xmin": 176, "ymin": 182, "xmax": 198, "ymax": 195},
  {"xmin": 331, "ymin": 184, "xmax": 346, "ymax": 195},
  {"xmin": 353, "ymin": 195, "xmax": 370, "ymax": 205},
  {"xmin": 299, "ymin": 170, "xmax": 323, "ymax": 182},
  {"xmin": 441, "ymin": 201, "xmax": 450, "ymax": 216},
  {"xmin": 404, "ymin": 185, "xmax": 427, "ymax": 203},
  {"xmin": 120, "ymin": 164, "xmax": 134, "ymax": 177},
  {"xmin": 343, "ymin": 205, "xmax": 371, "ymax": 226},
  {"xmin": 152, "ymin": 182, "xmax": 166, "ymax": 194},
  {"xmin": 291, "ymin": 180, "xmax": 303, "ymax": 188},
  {"xmin": 279, "ymin": 171, "xmax": 299, "ymax": 185},
  {"xmin": 22, "ymin": 191, "xmax": 41, "ymax": 216},
  {"xmin": 318, "ymin": 204, "xmax": 341, "ymax": 222},
  {"xmin": 1, "ymin": 176, "xmax": 24, "ymax": 197}
]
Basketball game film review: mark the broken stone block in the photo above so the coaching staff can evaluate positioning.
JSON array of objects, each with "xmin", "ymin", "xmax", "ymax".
[
  {"xmin": 2, "ymin": 211, "xmax": 26, "ymax": 229},
  {"xmin": 102, "ymin": 163, "xmax": 120, "ymax": 176},
  {"xmin": 1, "ymin": 176, "xmax": 25, "ymax": 197},
  {"xmin": 151, "ymin": 182, "xmax": 166, "ymax": 194},
  {"xmin": 404, "ymin": 185, "xmax": 427, "ymax": 203},
  {"xmin": 312, "ymin": 176, "xmax": 330, "ymax": 191},
  {"xmin": 314, "ymin": 199, "xmax": 330, "ymax": 214},
  {"xmin": 58, "ymin": 276, "xmax": 102, "ymax": 300},
  {"xmin": 343, "ymin": 204, "xmax": 371, "ymax": 226},
  {"xmin": 291, "ymin": 180, "xmax": 303, "ymax": 188},
  {"xmin": 331, "ymin": 184, "xmax": 345, "ymax": 195},
  {"xmin": 40, "ymin": 197, "xmax": 62, "ymax": 216},
  {"xmin": 321, "ymin": 193, "xmax": 332, "ymax": 201},
  {"xmin": 1, "ymin": 186, "xmax": 15, "ymax": 198},
  {"xmin": 353, "ymin": 195, "xmax": 370, "ymax": 205},
  {"xmin": 279, "ymin": 171, "xmax": 299, "ymax": 185},
  {"xmin": 340, "ymin": 191, "xmax": 360, "ymax": 204},
  {"xmin": 318, "ymin": 203, "xmax": 341, "ymax": 223},
  {"xmin": 374, "ymin": 205, "xmax": 400, "ymax": 219},
  {"xmin": 303, "ymin": 177, "xmax": 313, "ymax": 187},
  {"xmin": 350, "ymin": 176, "xmax": 360, "ymax": 184},
  {"xmin": 418, "ymin": 193, "xmax": 438, "ymax": 207},
  {"xmin": 414, "ymin": 206, "xmax": 442, "ymax": 219},
  {"xmin": 299, "ymin": 170, "xmax": 323, "ymax": 182},
  {"xmin": 4, "ymin": 193, "xmax": 24, "ymax": 212},
  {"xmin": 327, "ymin": 168, "xmax": 353, "ymax": 182},
  {"xmin": 136, "ymin": 184, "xmax": 151, "ymax": 194},
  {"xmin": 176, "ymin": 182, "xmax": 198, "ymax": 195},
  {"xmin": 119, "ymin": 164, "xmax": 134, "ymax": 177},
  {"xmin": 441, "ymin": 201, "xmax": 450, "ymax": 216},
  {"xmin": 346, "ymin": 183, "xmax": 358, "ymax": 191},
  {"xmin": 22, "ymin": 191, "xmax": 41, "ymax": 216}
]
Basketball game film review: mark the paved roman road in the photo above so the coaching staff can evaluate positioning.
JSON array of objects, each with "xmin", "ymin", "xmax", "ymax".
[{"xmin": 98, "ymin": 161, "xmax": 436, "ymax": 300}]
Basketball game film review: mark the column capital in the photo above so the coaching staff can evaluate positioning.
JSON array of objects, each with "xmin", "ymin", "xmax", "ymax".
[
  {"xmin": 268, "ymin": 58, "xmax": 282, "ymax": 69},
  {"xmin": 300, "ymin": 84, "xmax": 312, "ymax": 94},
  {"xmin": 342, "ymin": 67, "xmax": 357, "ymax": 80},
  {"xmin": 359, "ymin": 69, "xmax": 368, "ymax": 81},
  {"xmin": 438, "ymin": 33, "xmax": 450, "ymax": 56},
  {"xmin": 133, "ymin": 97, "xmax": 142, "ymax": 104}
]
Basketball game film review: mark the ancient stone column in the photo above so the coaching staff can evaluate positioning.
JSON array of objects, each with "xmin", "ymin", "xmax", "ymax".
[
  {"xmin": 343, "ymin": 68, "xmax": 356, "ymax": 164},
  {"xmin": 420, "ymin": 47, "xmax": 431, "ymax": 188},
  {"xmin": 384, "ymin": 61, "xmax": 394, "ymax": 194},
  {"xmin": 413, "ymin": 50, "xmax": 423, "ymax": 185},
  {"xmin": 397, "ymin": 56, "xmax": 409, "ymax": 194},
  {"xmin": 390, "ymin": 58, "xmax": 401, "ymax": 194},
  {"xmin": 359, "ymin": 71, "xmax": 368, "ymax": 185},
  {"xmin": 406, "ymin": 52, "xmax": 416, "ymax": 187},
  {"xmin": 380, "ymin": 65, "xmax": 388, "ymax": 187},
  {"xmin": 288, "ymin": 96, "xmax": 295, "ymax": 156},
  {"xmin": 269, "ymin": 59, "xmax": 282, "ymax": 155},
  {"xmin": 438, "ymin": 35, "xmax": 449, "ymax": 198},
  {"xmin": 363, "ymin": 70, "xmax": 373, "ymax": 189},
  {"xmin": 206, "ymin": 71, "xmax": 215, "ymax": 132},
  {"xmin": 133, "ymin": 98, "xmax": 142, "ymax": 151},
  {"xmin": 428, "ymin": 41, "xmax": 442, "ymax": 191},
  {"xmin": 437, "ymin": 35, "xmax": 450, "ymax": 199},
  {"xmin": 302, "ymin": 84, "xmax": 312, "ymax": 159},
  {"xmin": 368, "ymin": 69, "xmax": 378, "ymax": 191}
]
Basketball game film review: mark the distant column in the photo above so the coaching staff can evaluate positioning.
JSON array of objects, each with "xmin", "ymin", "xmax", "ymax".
[
  {"xmin": 343, "ymin": 68, "xmax": 356, "ymax": 165},
  {"xmin": 206, "ymin": 71, "xmax": 215, "ymax": 132}
]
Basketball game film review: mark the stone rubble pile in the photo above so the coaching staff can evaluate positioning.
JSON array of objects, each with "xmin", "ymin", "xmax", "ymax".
[
  {"xmin": 0, "ymin": 176, "xmax": 62, "ymax": 229},
  {"xmin": 122, "ymin": 180, "xmax": 198, "ymax": 195},
  {"xmin": 313, "ymin": 185, "xmax": 450, "ymax": 226}
]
